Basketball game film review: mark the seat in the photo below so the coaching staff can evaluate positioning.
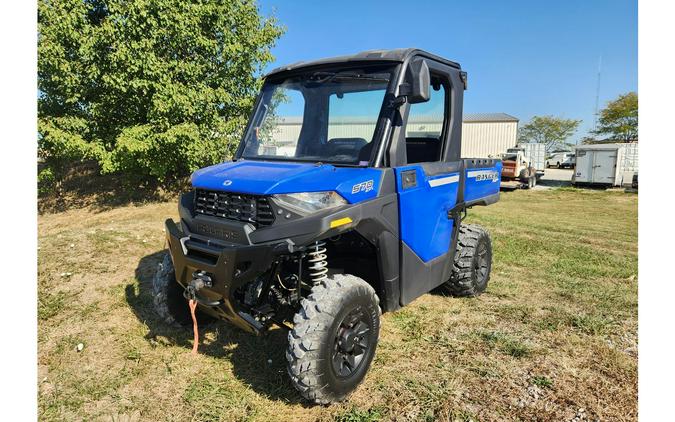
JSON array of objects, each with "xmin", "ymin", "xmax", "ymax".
[
  {"xmin": 405, "ymin": 137, "xmax": 441, "ymax": 163},
  {"xmin": 326, "ymin": 137, "xmax": 368, "ymax": 159},
  {"xmin": 358, "ymin": 142, "xmax": 374, "ymax": 162}
]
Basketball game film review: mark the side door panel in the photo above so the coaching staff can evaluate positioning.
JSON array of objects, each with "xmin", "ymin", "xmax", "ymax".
[
  {"xmin": 395, "ymin": 161, "xmax": 461, "ymax": 304},
  {"xmin": 395, "ymin": 164, "xmax": 459, "ymax": 262},
  {"xmin": 389, "ymin": 55, "xmax": 465, "ymax": 305}
]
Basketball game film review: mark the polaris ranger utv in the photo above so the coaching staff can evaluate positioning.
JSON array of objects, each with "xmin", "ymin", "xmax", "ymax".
[{"xmin": 154, "ymin": 48, "xmax": 501, "ymax": 404}]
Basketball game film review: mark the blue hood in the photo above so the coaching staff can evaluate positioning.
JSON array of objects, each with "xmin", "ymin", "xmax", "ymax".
[{"xmin": 191, "ymin": 160, "xmax": 383, "ymax": 203}]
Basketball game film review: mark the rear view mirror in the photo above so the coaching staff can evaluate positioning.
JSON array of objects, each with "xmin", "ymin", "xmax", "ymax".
[{"xmin": 406, "ymin": 59, "xmax": 430, "ymax": 104}]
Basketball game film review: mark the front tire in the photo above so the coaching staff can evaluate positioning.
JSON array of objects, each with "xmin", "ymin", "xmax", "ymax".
[
  {"xmin": 152, "ymin": 252, "xmax": 214, "ymax": 327},
  {"xmin": 443, "ymin": 224, "xmax": 493, "ymax": 297},
  {"xmin": 519, "ymin": 168, "xmax": 529, "ymax": 183},
  {"xmin": 286, "ymin": 274, "xmax": 381, "ymax": 404}
]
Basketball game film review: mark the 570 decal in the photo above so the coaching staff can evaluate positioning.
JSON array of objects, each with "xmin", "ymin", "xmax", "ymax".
[{"xmin": 351, "ymin": 180, "xmax": 374, "ymax": 194}]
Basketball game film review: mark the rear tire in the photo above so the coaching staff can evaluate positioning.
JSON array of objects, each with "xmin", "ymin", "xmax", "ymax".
[
  {"xmin": 152, "ymin": 252, "xmax": 214, "ymax": 327},
  {"xmin": 286, "ymin": 274, "xmax": 381, "ymax": 404},
  {"xmin": 443, "ymin": 224, "xmax": 493, "ymax": 297},
  {"xmin": 518, "ymin": 168, "xmax": 529, "ymax": 181}
]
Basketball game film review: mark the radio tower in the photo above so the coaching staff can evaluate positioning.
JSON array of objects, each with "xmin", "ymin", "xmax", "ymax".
[{"xmin": 593, "ymin": 56, "xmax": 602, "ymax": 132}]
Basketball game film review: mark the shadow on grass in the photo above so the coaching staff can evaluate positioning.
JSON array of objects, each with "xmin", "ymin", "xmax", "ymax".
[
  {"xmin": 128, "ymin": 249, "xmax": 310, "ymax": 406},
  {"xmin": 537, "ymin": 178, "xmax": 572, "ymax": 188}
]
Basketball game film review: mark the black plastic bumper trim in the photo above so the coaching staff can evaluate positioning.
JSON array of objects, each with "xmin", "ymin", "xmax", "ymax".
[{"xmin": 165, "ymin": 219, "xmax": 287, "ymax": 333}]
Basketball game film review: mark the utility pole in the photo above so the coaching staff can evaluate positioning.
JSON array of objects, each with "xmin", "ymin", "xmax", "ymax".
[{"xmin": 593, "ymin": 56, "xmax": 602, "ymax": 132}]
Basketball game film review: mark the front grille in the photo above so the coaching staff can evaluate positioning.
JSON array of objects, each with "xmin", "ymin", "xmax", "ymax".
[{"xmin": 194, "ymin": 189, "xmax": 275, "ymax": 227}]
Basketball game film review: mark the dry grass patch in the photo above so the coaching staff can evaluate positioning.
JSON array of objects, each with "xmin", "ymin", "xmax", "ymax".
[{"xmin": 38, "ymin": 187, "xmax": 637, "ymax": 421}]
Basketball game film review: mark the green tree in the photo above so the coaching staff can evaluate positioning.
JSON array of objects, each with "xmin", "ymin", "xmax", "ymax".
[
  {"xmin": 38, "ymin": 0, "xmax": 283, "ymax": 186},
  {"xmin": 518, "ymin": 116, "xmax": 582, "ymax": 152},
  {"xmin": 591, "ymin": 92, "xmax": 638, "ymax": 143}
]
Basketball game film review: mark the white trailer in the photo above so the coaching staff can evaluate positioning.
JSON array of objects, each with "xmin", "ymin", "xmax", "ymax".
[
  {"xmin": 517, "ymin": 143, "xmax": 546, "ymax": 174},
  {"xmin": 573, "ymin": 144, "xmax": 629, "ymax": 186}
]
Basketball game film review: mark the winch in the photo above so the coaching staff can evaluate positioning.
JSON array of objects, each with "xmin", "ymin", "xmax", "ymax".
[{"xmin": 183, "ymin": 270, "xmax": 219, "ymax": 307}]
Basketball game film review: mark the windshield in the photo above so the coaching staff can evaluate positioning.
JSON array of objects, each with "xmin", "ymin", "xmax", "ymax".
[{"xmin": 240, "ymin": 65, "xmax": 395, "ymax": 165}]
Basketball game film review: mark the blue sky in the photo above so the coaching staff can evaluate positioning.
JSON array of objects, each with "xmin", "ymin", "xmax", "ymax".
[{"xmin": 258, "ymin": 0, "xmax": 637, "ymax": 144}]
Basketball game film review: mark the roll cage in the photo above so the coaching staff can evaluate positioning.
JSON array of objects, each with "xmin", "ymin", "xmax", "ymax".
[{"xmin": 234, "ymin": 48, "xmax": 468, "ymax": 168}]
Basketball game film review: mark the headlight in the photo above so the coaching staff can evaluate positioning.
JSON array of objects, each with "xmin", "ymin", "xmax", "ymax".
[{"xmin": 273, "ymin": 191, "xmax": 347, "ymax": 215}]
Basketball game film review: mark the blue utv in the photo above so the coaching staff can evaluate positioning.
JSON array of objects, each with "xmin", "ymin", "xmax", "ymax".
[{"xmin": 154, "ymin": 48, "xmax": 502, "ymax": 404}]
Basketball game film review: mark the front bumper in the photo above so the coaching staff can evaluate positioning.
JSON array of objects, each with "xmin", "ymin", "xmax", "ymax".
[{"xmin": 165, "ymin": 219, "xmax": 291, "ymax": 333}]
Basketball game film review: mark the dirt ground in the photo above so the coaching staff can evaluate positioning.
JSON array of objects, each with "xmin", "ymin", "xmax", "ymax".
[
  {"xmin": 37, "ymin": 187, "xmax": 637, "ymax": 421},
  {"xmin": 540, "ymin": 168, "xmax": 574, "ymax": 184}
]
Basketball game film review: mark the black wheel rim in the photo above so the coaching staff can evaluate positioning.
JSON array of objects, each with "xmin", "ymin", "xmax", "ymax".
[
  {"xmin": 332, "ymin": 307, "xmax": 370, "ymax": 379},
  {"xmin": 475, "ymin": 242, "xmax": 489, "ymax": 282}
]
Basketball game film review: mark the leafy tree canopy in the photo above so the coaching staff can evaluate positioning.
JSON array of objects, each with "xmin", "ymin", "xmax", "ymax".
[
  {"xmin": 38, "ymin": 0, "xmax": 283, "ymax": 186},
  {"xmin": 517, "ymin": 115, "xmax": 582, "ymax": 152},
  {"xmin": 590, "ymin": 92, "xmax": 638, "ymax": 143}
]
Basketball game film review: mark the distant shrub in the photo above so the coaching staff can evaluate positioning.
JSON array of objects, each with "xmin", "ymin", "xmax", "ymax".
[{"xmin": 38, "ymin": 167, "xmax": 56, "ymax": 196}]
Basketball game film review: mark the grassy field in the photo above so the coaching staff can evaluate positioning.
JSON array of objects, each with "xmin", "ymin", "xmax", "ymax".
[{"xmin": 37, "ymin": 188, "xmax": 638, "ymax": 421}]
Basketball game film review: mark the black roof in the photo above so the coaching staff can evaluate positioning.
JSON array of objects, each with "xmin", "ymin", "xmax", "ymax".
[{"xmin": 265, "ymin": 48, "xmax": 461, "ymax": 78}]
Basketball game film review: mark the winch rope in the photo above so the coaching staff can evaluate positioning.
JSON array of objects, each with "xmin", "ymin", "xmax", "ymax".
[{"xmin": 189, "ymin": 299, "xmax": 199, "ymax": 354}]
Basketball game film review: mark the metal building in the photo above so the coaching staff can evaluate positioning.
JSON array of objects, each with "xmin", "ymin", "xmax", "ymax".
[
  {"xmin": 461, "ymin": 113, "xmax": 519, "ymax": 158},
  {"xmin": 269, "ymin": 112, "xmax": 519, "ymax": 159}
]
